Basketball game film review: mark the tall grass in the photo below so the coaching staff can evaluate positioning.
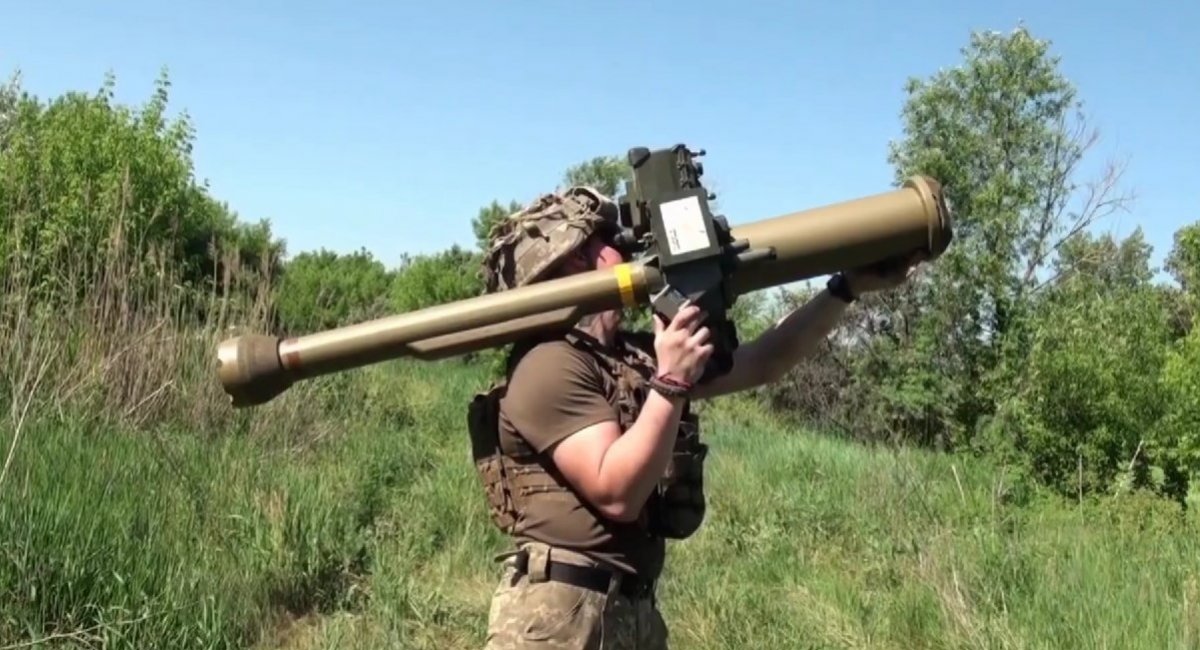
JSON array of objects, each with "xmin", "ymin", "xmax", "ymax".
[
  {"xmin": 4, "ymin": 198, "xmax": 1200, "ymax": 649},
  {"xmin": 0, "ymin": 208, "xmax": 434, "ymax": 647},
  {"xmin": 264, "ymin": 393, "xmax": 1200, "ymax": 650}
]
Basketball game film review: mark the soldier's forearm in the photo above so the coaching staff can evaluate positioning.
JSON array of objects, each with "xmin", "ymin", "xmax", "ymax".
[
  {"xmin": 692, "ymin": 289, "xmax": 849, "ymax": 399},
  {"xmin": 736, "ymin": 289, "xmax": 849, "ymax": 387}
]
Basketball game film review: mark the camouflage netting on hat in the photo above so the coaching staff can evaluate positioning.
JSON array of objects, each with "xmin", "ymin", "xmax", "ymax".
[{"xmin": 481, "ymin": 186, "xmax": 620, "ymax": 293}]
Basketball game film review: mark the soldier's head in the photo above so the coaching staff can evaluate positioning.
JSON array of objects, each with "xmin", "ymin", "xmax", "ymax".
[
  {"xmin": 552, "ymin": 230, "xmax": 627, "ymax": 341},
  {"xmin": 551, "ymin": 230, "xmax": 625, "ymax": 276},
  {"xmin": 480, "ymin": 185, "xmax": 626, "ymax": 340}
]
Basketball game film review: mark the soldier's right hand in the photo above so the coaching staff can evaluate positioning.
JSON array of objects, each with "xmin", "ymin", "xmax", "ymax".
[{"xmin": 652, "ymin": 302, "xmax": 714, "ymax": 385}]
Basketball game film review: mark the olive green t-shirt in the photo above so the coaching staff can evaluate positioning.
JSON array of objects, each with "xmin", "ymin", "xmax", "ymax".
[{"xmin": 498, "ymin": 338, "xmax": 664, "ymax": 579}]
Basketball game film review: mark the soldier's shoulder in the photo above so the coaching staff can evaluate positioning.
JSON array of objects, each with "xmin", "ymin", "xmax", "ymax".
[
  {"xmin": 511, "ymin": 338, "xmax": 600, "ymax": 375},
  {"xmin": 502, "ymin": 339, "xmax": 609, "ymax": 412}
]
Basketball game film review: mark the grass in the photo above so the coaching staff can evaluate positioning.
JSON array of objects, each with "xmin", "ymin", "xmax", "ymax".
[
  {"xmin": 10, "ymin": 363, "xmax": 1196, "ymax": 650},
  {"xmin": 16, "ymin": 360, "xmax": 1196, "ymax": 649},
  {"xmin": 3, "ymin": 226, "xmax": 1200, "ymax": 649}
]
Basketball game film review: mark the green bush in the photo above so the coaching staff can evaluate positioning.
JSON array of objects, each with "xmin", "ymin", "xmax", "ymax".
[
  {"xmin": 389, "ymin": 245, "xmax": 482, "ymax": 313},
  {"xmin": 275, "ymin": 248, "xmax": 394, "ymax": 334},
  {"xmin": 0, "ymin": 71, "xmax": 281, "ymax": 304}
]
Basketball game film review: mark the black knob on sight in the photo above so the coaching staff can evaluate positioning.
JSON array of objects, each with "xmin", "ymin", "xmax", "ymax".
[{"xmin": 627, "ymin": 147, "xmax": 651, "ymax": 168}]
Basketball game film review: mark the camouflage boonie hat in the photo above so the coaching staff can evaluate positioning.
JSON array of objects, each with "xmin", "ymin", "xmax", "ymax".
[{"xmin": 481, "ymin": 185, "xmax": 620, "ymax": 293}]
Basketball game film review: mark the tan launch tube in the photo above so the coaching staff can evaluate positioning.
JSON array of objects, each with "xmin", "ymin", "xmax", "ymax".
[{"xmin": 216, "ymin": 175, "xmax": 951, "ymax": 407}]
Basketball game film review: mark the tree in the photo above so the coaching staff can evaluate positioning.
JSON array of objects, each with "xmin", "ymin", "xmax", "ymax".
[
  {"xmin": 274, "ymin": 248, "xmax": 393, "ymax": 333},
  {"xmin": 1163, "ymin": 222, "xmax": 1200, "ymax": 334},
  {"xmin": 561, "ymin": 155, "xmax": 631, "ymax": 197},
  {"xmin": 0, "ymin": 70, "xmax": 282, "ymax": 303},
  {"xmin": 1166, "ymin": 223, "xmax": 1200, "ymax": 295},
  {"xmin": 828, "ymin": 25, "xmax": 1136, "ymax": 449},
  {"xmin": 389, "ymin": 244, "xmax": 482, "ymax": 312},
  {"xmin": 0, "ymin": 70, "xmax": 20, "ymax": 150},
  {"xmin": 981, "ymin": 228, "xmax": 1174, "ymax": 498},
  {"xmin": 471, "ymin": 199, "xmax": 523, "ymax": 251}
]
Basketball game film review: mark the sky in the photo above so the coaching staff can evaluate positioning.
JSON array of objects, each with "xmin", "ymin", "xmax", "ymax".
[{"xmin": 2, "ymin": 0, "xmax": 1196, "ymax": 275}]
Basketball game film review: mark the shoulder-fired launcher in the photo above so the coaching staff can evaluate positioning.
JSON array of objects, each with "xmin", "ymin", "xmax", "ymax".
[{"xmin": 217, "ymin": 144, "xmax": 953, "ymax": 407}]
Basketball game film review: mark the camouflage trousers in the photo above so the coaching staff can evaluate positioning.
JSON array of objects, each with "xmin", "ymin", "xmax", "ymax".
[{"xmin": 484, "ymin": 541, "xmax": 668, "ymax": 649}]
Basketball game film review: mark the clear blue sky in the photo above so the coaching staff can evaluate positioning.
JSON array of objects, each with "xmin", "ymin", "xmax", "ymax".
[{"xmin": 2, "ymin": 0, "xmax": 1196, "ymax": 274}]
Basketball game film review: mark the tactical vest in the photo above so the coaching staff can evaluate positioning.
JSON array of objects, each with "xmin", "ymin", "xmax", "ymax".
[{"xmin": 467, "ymin": 329, "xmax": 709, "ymax": 540}]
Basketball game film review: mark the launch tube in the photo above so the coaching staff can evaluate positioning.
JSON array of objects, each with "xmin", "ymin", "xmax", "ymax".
[
  {"xmin": 216, "ymin": 175, "xmax": 952, "ymax": 407},
  {"xmin": 728, "ymin": 176, "xmax": 951, "ymax": 294},
  {"xmin": 216, "ymin": 262, "xmax": 661, "ymax": 407}
]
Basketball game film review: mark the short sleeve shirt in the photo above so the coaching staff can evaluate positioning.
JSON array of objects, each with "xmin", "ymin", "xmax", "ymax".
[{"xmin": 498, "ymin": 338, "xmax": 664, "ymax": 579}]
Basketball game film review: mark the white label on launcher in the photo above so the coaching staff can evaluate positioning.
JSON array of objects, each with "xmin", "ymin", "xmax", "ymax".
[{"xmin": 659, "ymin": 196, "xmax": 710, "ymax": 255}]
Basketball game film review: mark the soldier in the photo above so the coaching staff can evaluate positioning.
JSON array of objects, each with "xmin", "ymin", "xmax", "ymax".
[{"xmin": 468, "ymin": 186, "xmax": 917, "ymax": 649}]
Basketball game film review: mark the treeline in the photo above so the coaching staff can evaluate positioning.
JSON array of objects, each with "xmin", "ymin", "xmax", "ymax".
[{"xmin": 3, "ymin": 25, "xmax": 1198, "ymax": 514}]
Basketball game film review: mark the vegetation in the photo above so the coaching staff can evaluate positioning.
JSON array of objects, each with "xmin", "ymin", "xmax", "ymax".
[{"xmin": 2, "ymin": 26, "xmax": 1198, "ymax": 649}]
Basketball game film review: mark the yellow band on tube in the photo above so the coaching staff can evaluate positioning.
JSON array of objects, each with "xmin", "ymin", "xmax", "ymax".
[{"xmin": 614, "ymin": 263, "xmax": 636, "ymax": 308}]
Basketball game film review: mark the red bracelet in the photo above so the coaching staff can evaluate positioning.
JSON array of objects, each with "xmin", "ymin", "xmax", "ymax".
[
  {"xmin": 655, "ymin": 373, "xmax": 692, "ymax": 389},
  {"xmin": 651, "ymin": 373, "xmax": 693, "ymax": 398}
]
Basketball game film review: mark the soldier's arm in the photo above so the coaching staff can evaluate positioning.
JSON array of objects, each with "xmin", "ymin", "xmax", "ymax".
[
  {"xmin": 549, "ymin": 390, "xmax": 685, "ymax": 522},
  {"xmin": 691, "ymin": 288, "xmax": 850, "ymax": 399},
  {"xmin": 692, "ymin": 258, "xmax": 920, "ymax": 399},
  {"xmin": 504, "ymin": 345, "xmax": 686, "ymax": 523}
]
